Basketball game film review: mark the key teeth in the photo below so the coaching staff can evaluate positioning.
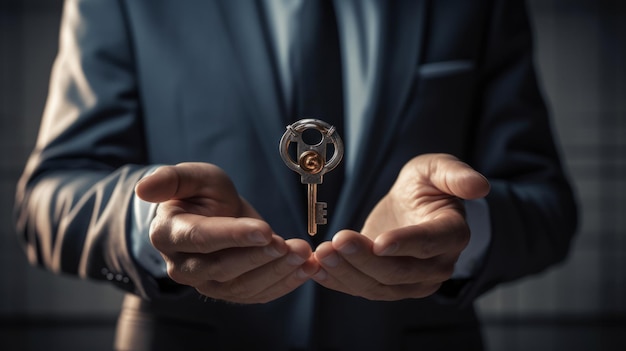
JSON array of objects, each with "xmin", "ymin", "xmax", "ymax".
[{"xmin": 315, "ymin": 202, "xmax": 328, "ymax": 225}]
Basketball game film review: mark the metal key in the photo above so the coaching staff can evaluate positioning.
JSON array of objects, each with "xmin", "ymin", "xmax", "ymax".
[{"xmin": 279, "ymin": 119, "xmax": 344, "ymax": 235}]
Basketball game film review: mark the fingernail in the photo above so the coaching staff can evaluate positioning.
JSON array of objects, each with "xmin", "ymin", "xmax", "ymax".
[
  {"xmin": 320, "ymin": 253, "xmax": 340, "ymax": 268},
  {"xmin": 296, "ymin": 268, "xmax": 310, "ymax": 280},
  {"xmin": 264, "ymin": 245, "xmax": 283, "ymax": 258},
  {"xmin": 337, "ymin": 241, "xmax": 358, "ymax": 255},
  {"xmin": 248, "ymin": 231, "xmax": 268, "ymax": 244},
  {"xmin": 379, "ymin": 242, "xmax": 399, "ymax": 256},
  {"xmin": 287, "ymin": 254, "xmax": 306, "ymax": 266}
]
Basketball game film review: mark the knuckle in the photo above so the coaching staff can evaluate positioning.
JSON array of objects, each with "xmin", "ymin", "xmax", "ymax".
[
  {"xmin": 183, "ymin": 222, "xmax": 211, "ymax": 251},
  {"xmin": 166, "ymin": 261, "xmax": 190, "ymax": 285},
  {"xmin": 226, "ymin": 279, "xmax": 254, "ymax": 299},
  {"xmin": 149, "ymin": 218, "xmax": 171, "ymax": 251},
  {"xmin": 205, "ymin": 255, "xmax": 231, "ymax": 282},
  {"xmin": 166, "ymin": 255, "xmax": 205, "ymax": 286}
]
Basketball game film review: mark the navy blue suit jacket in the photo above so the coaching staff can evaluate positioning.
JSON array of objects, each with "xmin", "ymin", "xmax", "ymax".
[{"xmin": 15, "ymin": 0, "xmax": 577, "ymax": 350}]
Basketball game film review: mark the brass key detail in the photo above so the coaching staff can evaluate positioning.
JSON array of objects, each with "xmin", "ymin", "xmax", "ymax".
[
  {"xmin": 279, "ymin": 119, "xmax": 344, "ymax": 235},
  {"xmin": 299, "ymin": 150, "xmax": 326, "ymax": 234}
]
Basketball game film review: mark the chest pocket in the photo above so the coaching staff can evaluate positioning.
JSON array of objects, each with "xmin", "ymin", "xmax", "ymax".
[{"xmin": 397, "ymin": 59, "xmax": 478, "ymax": 158}]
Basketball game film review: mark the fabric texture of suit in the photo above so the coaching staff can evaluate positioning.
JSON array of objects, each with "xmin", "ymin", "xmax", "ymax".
[{"xmin": 15, "ymin": 0, "xmax": 578, "ymax": 350}]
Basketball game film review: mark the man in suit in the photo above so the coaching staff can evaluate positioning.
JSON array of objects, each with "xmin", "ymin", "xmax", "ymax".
[{"xmin": 15, "ymin": 0, "xmax": 578, "ymax": 350}]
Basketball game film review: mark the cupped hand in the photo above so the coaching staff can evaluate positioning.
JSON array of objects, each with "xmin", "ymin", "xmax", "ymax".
[
  {"xmin": 135, "ymin": 162, "xmax": 318, "ymax": 304},
  {"xmin": 313, "ymin": 154, "xmax": 490, "ymax": 300}
]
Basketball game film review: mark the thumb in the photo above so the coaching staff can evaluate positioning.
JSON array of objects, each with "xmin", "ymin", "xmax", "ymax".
[
  {"xmin": 135, "ymin": 162, "xmax": 236, "ymax": 203},
  {"xmin": 408, "ymin": 154, "xmax": 490, "ymax": 200}
]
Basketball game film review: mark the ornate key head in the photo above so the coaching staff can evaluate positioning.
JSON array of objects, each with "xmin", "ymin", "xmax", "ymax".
[{"xmin": 279, "ymin": 119, "xmax": 344, "ymax": 184}]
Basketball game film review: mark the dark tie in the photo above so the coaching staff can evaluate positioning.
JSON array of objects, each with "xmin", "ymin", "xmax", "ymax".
[{"xmin": 293, "ymin": 0, "xmax": 344, "ymax": 241}]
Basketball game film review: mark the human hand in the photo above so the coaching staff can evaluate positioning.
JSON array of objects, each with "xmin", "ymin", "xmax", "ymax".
[
  {"xmin": 135, "ymin": 162, "xmax": 318, "ymax": 304},
  {"xmin": 313, "ymin": 154, "xmax": 490, "ymax": 300}
]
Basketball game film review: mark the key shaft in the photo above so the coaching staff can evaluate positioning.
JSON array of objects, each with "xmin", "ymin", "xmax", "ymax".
[
  {"xmin": 307, "ymin": 183, "xmax": 328, "ymax": 235},
  {"xmin": 307, "ymin": 184, "xmax": 317, "ymax": 235}
]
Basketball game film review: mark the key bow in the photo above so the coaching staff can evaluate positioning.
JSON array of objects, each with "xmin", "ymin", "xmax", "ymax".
[{"xmin": 279, "ymin": 119, "xmax": 343, "ymax": 184}]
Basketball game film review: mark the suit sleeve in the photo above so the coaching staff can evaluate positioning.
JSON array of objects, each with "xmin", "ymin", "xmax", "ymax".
[
  {"xmin": 14, "ymin": 0, "xmax": 174, "ymax": 299},
  {"xmin": 445, "ymin": 0, "xmax": 579, "ymax": 303}
]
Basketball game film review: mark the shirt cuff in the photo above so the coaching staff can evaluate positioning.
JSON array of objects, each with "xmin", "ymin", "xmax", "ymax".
[
  {"xmin": 451, "ymin": 198, "xmax": 491, "ymax": 279},
  {"xmin": 130, "ymin": 167, "xmax": 168, "ymax": 278}
]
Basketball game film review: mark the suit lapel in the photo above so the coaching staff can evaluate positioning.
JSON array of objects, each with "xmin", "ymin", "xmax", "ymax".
[
  {"xmin": 217, "ymin": 0, "xmax": 305, "ymax": 229},
  {"xmin": 332, "ymin": 0, "xmax": 430, "ymax": 234}
]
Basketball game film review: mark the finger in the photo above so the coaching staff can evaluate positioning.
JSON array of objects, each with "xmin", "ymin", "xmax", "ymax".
[
  {"xmin": 195, "ymin": 239, "xmax": 314, "ymax": 303},
  {"xmin": 314, "ymin": 272, "xmax": 441, "ymax": 301},
  {"xmin": 314, "ymin": 238, "xmax": 382, "ymax": 295},
  {"xmin": 330, "ymin": 230, "xmax": 454, "ymax": 284},
  {"xmin": 247, "ymin": 255, "xmax": 319, "ymax": 304},
  {"xmin": 408, "ymin": 154, "xmax": 490, "ymax": 200},
  {"xmin": 313, "ymin": 241, "xmax": 364, "ymax": 293},
  {"xmin": 135, "ymin": 162, "xmax": 237, "ymax": 203},
  {"xmin": 372, "ymin": 212, "xmax": 470, "ymax": 259},
  {"xmin": 314, "ymin": 240, "xmax": 441, "ymax": 300},
  {"xmin": 150, "ymin": 214, "xmax": 274, "ymax": 255},
  {"xmin": 164, "ymin": 234, "xmax": 289, "ymax": 286}
]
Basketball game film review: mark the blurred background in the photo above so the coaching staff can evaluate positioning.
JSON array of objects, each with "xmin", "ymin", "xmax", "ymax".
[{"xmin": 1, "ymin": 0, "xmax": 624, "ymax": 350}]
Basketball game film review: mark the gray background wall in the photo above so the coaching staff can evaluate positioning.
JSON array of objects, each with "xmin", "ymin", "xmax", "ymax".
[{"xmin": 1, "ymin": 0, "xmax": 624, "ymax": 350}]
